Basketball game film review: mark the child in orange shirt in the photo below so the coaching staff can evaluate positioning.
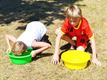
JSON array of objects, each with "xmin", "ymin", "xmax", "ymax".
[{"xmin": 52, "ymin": 5, "xmax": 101, "ymax": 66}]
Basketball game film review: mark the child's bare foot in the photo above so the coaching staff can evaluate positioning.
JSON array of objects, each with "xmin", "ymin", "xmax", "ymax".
[{"xmin": 70, "ymin": 45, "xmax": 75, "ymax": 50}]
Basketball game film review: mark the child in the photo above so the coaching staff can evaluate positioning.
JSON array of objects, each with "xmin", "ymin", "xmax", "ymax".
[
  {"xmin": 5, "ymin": 21, "xmax": 51, "ymax": 58},
  {"xmin": 52, "ymin": 5, "xmax": 101, "ymax": 66}
]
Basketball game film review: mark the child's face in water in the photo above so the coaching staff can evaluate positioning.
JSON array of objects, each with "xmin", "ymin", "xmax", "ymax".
[
  {"xmin": 70, "ymin": 17, "xmax": 81, "ymax": 27},
  {"xmin": 12, "ymin": 41, "xmax": 27, "ymax": 56},
  {"xmin": 14, "ymin": 50, "xmax": 24, "ymax": 56}
]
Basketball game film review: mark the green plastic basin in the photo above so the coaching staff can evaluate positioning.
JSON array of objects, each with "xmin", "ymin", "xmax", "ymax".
[{"xmin": 8, "ymin": 47, "xmax": 32, "ymax": 65}]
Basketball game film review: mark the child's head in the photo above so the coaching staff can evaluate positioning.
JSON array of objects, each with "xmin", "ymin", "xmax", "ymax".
[
  {"xmin": 11, "ymin": 41, "xmax": 27, "ymax": 56},
  {"xmin": 65, "ymin": 5, "xmax": 82, "ymax": 27}
]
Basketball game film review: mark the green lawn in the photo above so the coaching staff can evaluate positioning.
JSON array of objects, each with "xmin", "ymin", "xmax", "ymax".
[{"xmin": 0, "ymin": 0, "xmax": 107, "ymax": 80}]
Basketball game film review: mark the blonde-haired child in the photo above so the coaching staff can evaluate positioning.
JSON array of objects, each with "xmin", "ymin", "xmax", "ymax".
[
  {"xmin": 5, "ymin": 21, "xmax": 51, "ymax": 58},
  {"xmin": 52, "ymin": 5, "xmax": 101, "ymax": 66}
]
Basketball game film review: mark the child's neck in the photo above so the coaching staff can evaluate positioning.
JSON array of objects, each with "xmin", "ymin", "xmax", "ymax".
[{"xmin": 73, "ymin": 20, "xmax": 81, "ymax": 29}]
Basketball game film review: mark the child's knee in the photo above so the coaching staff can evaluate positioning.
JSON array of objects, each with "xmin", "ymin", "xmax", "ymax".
[
  {"xmin": 47, "ymin": 43, "xmax": 51, "ymax": 48},
  {"xmin": 77, "ymin": 46, "xmax": 85, "ymax": 51}
]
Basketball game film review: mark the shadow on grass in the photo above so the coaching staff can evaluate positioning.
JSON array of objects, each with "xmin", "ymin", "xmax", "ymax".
[
  {"xmin": 60, "ymin": 42, "xmax": 92, "ymax": 53},
  {"xmin": 32, "ymin": 53, "xmax": 53, "ymax": 61},
  {"xmin": 0, "ymin": 0, "xmax": 85, "ymax": 26}
]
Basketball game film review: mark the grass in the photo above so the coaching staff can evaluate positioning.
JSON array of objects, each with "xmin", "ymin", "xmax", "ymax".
[{"xmin": 0, "ymin": 0, "xmax": 107, "ymax": 80}]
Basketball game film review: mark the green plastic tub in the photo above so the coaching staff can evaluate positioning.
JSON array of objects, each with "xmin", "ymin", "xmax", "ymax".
[{"xmin": 8, "ymin": 47, "xmax": 32, "ymax": 65}]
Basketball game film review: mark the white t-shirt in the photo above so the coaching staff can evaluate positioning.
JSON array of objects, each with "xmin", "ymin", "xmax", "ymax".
[{"xmin": 17, "ymin": 21, "xmax": 47, "ymax": 47}]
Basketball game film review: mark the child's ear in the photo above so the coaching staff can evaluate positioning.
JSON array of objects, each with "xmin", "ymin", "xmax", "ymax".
[{"xmin": 64, "ymin": 7, "xmax": 69, "ymax": 16}]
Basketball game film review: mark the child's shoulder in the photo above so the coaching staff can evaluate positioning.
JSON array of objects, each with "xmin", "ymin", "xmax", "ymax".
[
  {"xmin": 81, "ymin": 17, "xmax": 90, "ymax": 29},
  {"xmin": 81, "ymin": 17, "xmax": 88, "ymax": 22}
]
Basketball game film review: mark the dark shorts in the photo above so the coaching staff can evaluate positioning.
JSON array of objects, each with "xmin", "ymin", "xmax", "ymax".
[{"xmin": 40, "ymin": 34, "xmax": 51, "ymax": 45}]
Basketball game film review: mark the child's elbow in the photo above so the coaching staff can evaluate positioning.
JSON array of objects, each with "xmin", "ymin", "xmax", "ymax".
[
  {"xmin": 5, "ymin": 34, "xmax": 10, "ymax": 39},
  {"xmin": 47, "ymin": 44, "xmax": 51, "ymax": 48}
]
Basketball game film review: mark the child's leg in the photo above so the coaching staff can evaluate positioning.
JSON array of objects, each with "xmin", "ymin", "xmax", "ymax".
[
  {"xmin": 61, "ymin": 34, "xmax": 76, "ymax": 49},
  {"xmin": 76, "ymin": 46, "xmax": 85, "ymax": 51},
  {"xmin": 76, "ymin": 35, "xmax": 88, "ymax": 51},
  {"xmin": 31, "ymin": 40, "xmax": 51, "ymax": 57},
  {"xmin": 55, "ymin": 27, "xmax": 75, "ymax": 48}
]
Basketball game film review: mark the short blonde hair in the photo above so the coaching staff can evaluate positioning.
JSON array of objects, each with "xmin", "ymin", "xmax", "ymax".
[
  {"xmin": 65, "ymin": 5, "xmax": 82, "ymax": 18},
  {"xmin": 11, "ymin": 41, "xmax": 27, "ymax": 56}
]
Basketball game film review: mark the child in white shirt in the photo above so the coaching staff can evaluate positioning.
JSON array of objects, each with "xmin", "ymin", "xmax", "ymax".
[{"xmin": 5, "ymin": 21, "xmax": 51, "ymax": 58}]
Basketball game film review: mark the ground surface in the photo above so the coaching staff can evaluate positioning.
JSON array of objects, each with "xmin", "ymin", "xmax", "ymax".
[{"xmin": 0, "ymin": 0, "xmax": 107, "ymax": 80}]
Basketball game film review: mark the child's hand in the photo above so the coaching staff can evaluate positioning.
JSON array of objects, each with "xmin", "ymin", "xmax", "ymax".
[
  {"xmin": 5, "ymin": 48, "xmax": 11, "ymax": 55},
  {"xmin": 31, "ymin": 51, "xmax": 37, "ymax": 58},
  {"xmin": 6, "ymin": 48, "xmax": 11, "ymax": 53},
  {"xmin": 51, "ymin": 54, "xmax": 59, "ymax": 64},
  {"xmin": 92, "ymin": 58, "xmax": 101, "ymax": 66}
]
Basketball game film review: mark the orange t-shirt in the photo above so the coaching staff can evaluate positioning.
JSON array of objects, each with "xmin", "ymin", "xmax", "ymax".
[{"xmin": 61, "ymin": 17, "xmax": 93, "ymax": 40}]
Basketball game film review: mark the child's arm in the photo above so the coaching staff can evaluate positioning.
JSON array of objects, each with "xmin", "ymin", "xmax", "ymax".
[
  {"xmin": 52, "ymin": 30, "xmax": 64, "ymax": 64},
  {"xmin": 89, "ymin": 35, "xmax": 101, "ymax": 66},
  {"xmin": 5, "ymin": 34, "xmax": 17, "ymax": 51}
]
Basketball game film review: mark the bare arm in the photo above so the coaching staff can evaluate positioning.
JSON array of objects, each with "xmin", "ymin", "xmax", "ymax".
[
  {"xmin": 5, "ymin": 34, "xmax": 17, "ymax": 50},
  {"xmin": 90, "ymin": 35, "xmax": 101, "ymax": 66},
  {"xmin": 52, "ymin": 31, "xmax": 63, "ymax": 64},
  {"xmin": 54, "ymin": 33, "xmax": 62, "ymax": 56}
]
